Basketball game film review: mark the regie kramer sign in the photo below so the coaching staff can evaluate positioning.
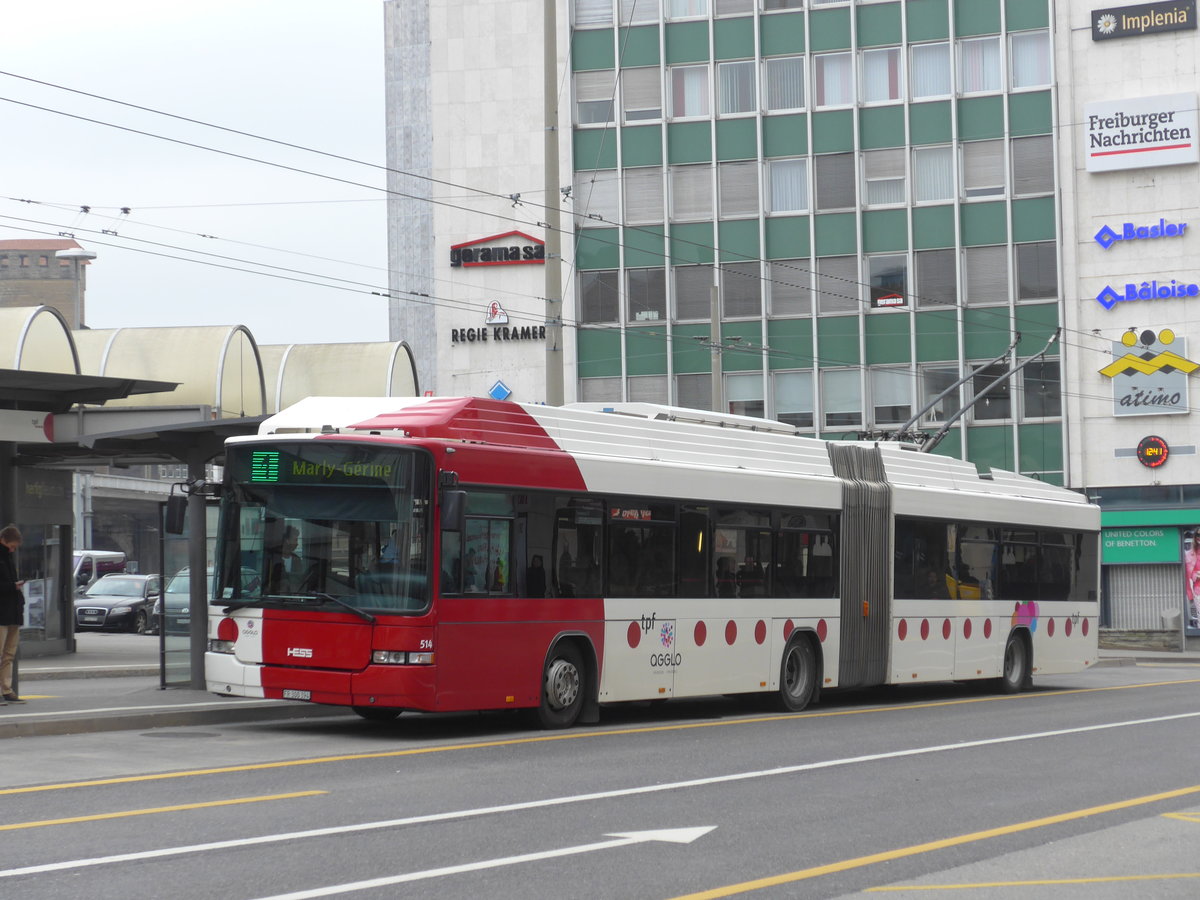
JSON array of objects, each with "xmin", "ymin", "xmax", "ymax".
[
  {"xmin": 1092, "ymin": 1, "xmax": 1197, "ymax": 41},
  {"xmin": 1084, "ymin": 92, "xmax": 1199, "ymax": 172}
]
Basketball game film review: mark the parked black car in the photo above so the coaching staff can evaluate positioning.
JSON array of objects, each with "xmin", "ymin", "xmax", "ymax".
[{"xmin": 74, "ymin": 574, "xmax": 161, "ymax": 634}]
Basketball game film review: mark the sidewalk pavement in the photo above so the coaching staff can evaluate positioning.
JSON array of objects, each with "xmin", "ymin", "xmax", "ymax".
[{"xmin": 3, "ymin": 635, "xmax": 1198, "ymax": 740}]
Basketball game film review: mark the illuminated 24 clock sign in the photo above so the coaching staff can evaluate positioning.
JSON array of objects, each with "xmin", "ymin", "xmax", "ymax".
[{"xmin": 1136, "ymin": 435, "xmax": 1170, "ymax": 468}]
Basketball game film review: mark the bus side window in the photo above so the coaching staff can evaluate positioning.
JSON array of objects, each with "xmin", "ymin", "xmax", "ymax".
[{"xmin": 440, "ymin": 531, "xmax": 462, "ymax": 593}]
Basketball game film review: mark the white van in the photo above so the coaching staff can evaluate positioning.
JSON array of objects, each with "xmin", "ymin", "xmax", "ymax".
[{"xmin": 72, "ymin": 550, "xmax": 127, "ymax": 593}]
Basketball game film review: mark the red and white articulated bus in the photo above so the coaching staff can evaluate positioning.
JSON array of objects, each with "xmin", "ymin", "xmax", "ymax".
[{"xmin": 206, "ymin": 396, "xmax": 1100, "ymax": 728}]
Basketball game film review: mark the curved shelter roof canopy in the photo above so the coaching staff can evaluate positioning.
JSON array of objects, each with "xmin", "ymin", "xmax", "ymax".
[
  {"xmin": 258, "ymin": 341, "xmax": 419, "ymax": 414},
  {"xmin": 74, "ymin": 325, "xmax": 266, "ymax": 417},
  {"xmin": 0, "ymin": 305, "xmax": 79, "ymax": 374}
]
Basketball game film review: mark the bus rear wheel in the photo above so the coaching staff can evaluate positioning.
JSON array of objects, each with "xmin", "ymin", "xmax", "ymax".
[
  {"xmin": 778, "ymin": 636, "xmax": 817, "ymax": 712},
  {"xmin": 997, "ymin": 633, "xmax": 1030, "ymax": 694},
  {"xmin": 536, "ymin": 642, "xmax": 585, "ymax": 729},
  {"xmin": 352, "ymin": 706, "xmax": 402, "ymax": 722}
]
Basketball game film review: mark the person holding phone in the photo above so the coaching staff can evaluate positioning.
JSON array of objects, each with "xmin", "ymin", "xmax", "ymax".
[{"xmin": 0, "ymin": 524, "xmax": 26, "ymax": 704}]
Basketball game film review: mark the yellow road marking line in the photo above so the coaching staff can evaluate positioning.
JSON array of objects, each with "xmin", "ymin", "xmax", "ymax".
[
  {"xmin": 1163, "ymin": 812, "xmax": 1200, "ymax": 823},
  {"xmin": 868, "ymin": 873, "xmax": 1200, "ymax": 890},
  {"xmin": 2, "ymin": 678, "xmax": 1195, "ymax": 797},
  {"xmin": 0, "ymin": 790, "xmax": 326, "ymax": 831},
  {"xmin": 667, "ymin": 784, "xmax": 1200, "ymax": 899}
]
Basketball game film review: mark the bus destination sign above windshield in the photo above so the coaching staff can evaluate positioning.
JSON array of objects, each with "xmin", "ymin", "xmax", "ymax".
[{"xmin": 246, "ymin": 449, "xmax": 398, "ymax": 485}]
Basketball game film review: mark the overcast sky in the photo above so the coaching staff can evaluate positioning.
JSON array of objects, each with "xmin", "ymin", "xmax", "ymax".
[{"xmin": 0, "ymin": 0, "xmax": 390, "ymax": 346}]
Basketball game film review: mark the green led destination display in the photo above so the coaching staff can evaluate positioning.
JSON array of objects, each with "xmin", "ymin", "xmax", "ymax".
[{"xmin": 234, "ymin": 444, "xmax": 407, "ymax": 488}]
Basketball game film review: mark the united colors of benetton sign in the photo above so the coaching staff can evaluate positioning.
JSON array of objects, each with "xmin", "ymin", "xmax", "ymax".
[{"xmin": 1085, "ymin": 93, "xmax": 1199, "ymax": 171}]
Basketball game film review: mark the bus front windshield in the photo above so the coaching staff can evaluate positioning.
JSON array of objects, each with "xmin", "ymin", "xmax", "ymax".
[{"xmin": 217, "ymin": 442, "xmax": 431, "ymax": 615}]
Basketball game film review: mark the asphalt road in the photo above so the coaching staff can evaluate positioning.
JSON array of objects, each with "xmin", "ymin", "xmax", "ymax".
[{"xmin": 2, "ymin": 661, "xmax": 1199, "ymax": 899}]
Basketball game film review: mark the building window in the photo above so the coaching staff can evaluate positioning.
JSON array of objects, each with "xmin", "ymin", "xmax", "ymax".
[
  {"xmin": 719, "ymin": 161, "xmax": 759, "ymax": 217},
  {"xmin": 674, "ymin": 265, "xmax": 712, "ymax": 321},
  {"xmin": 670, "ymin": 64, "xmax": 711, "ymax": 118},
  {"xmin": 1023, "ymin": 359, "xmax": 1061, "ymax": 419},
  {"xmin": 580, "ymin": 376, "xmax": 622, "ymax": 402},
  {"xmin": 718, "ymin": 61, "xmax": 756, "ymax": 115},
  {"xmin": 814, "ymin": 52, "xmax": 853, "ymax": 107},
  {"xmin": 19, "ymin": 255, "xmax": 29, "ymax": 267},
  {"xmin": 669, "ymin": 164, "xmax": 713, "ymax": 221},
  {"xmin": 573, "ymin": 169, "xmax": 620, "ymax": 224},
  {"xmin": 817, "ymin": 255, "xmax": 859, "ymax": 314},
  {"xmin": 622, "ymin": 67, "xmax": 662, "ymax": 122},
  {"xmin": 821, "ymin": 369, "xmax": 862, "ymax": 429},
  {"xmin": 1015, "ymin": 242, "xmax": 1057, "ymax": 301},
  {"xmin": 957, "ymin": 37, "xmax": 1001, "ymax": 94},
  {"xmin": 915, "ymin": 248, "xmax": 957, "ymax": 309},
  {"xmin": 38, "ymin": 256, "xmax": 49, "ymax": 267},
  {"xmin": 676, "ymin": 372, "xmax": 712, "ymax": 410},
  {"xmin": 574, "ymin": 0, "xmax": 613, "ymax": 27},
  {"xmin": 961, "ymin": 140, "xmax": 1005, "ymax": 198},
  {"xmin": 716, "ymin": 0, "xmax": 754, "ymax": 13},
  {"xmin": 912, "ymin": 145, "xmax": 953, "ymax": 202},
  {"xmin": 575, "ymin": 71, "xmax": 616, "ymax": 125},
  {"xmin": 1010, "ymin": 30, "xmax": 1051, "ymax": 89},
  {"xmin": 920, "ymin": 365, "xmax": 961, "ymax": 423},
  {"xmin": 580, "ymin": 270, "xmax": 620, "ymax": 324},
  {"xmin": 1011, "ymin": 135, "xmax": 1053, "ymax": 195},
  {"xmin": 910, "ymin": 42, "xmax": 950, "ymax": 99},
  {"xmin": 863, "ymin": 148, "xmax": 905, "ymax": 205},
  {"xmin": 620, "ymin": 0, "xmax": 661, "ymax": 24},
  {"xmin": 763, "ymin": 0, "xmax": 803, "ymax": 9},
  {"xmin": 722, "ymin": 262, "xmax": 762, "ymax": 318},
  {"xmin": 629, "ymin": 375, "xmax": 668, "ymax": 403},
  {"xmin": 871, "ymin": 367, "xmax": 912, "ymax": 425},
  {"xmin": 763, "ymin": 56, "xmax": 805, "ymax": 111},
  {"xmin": 867, "ymin": 254, "xmax": 907, "ymax": 309},
  {"xmin": 726, "ymin": 373, "xmax": 765, "ymax": 418},
  {"xmin": 668, "ymin": 0, "xmax": 708, "ymax": 20},
  {"xmin": 861, "ymin": 47, "xmax": 902, "ymax": 103},
  {"xmin": 964, "ymin": 246, "xmax": 1008, "ymax": 306},
  {"xmin": 814, "ymin": 153, "xmax": 855, "ymax": 210},
  {"xmin": 628, "ymin": 268, "xmax": 668, "ymax": 322},
  {"xmin": 971, "ymin": 362, "xmax": 1012, "ymax": 421},
  {"xmin": 768, "ymin": 259, "xmax": 812, "ymax": 317},
  {"xmin": 774, "ymin": 371, "xmax": 814, "ymax": 429},
  {"xmin": 768, "ymin": 158, "xmax": 808, "ymax": 213},
  {"xmin": 624, "ymin": 167, "xmax": 664, "ymax": 224}
]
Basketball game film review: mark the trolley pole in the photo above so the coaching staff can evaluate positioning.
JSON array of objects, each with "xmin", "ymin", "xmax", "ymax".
[
  {"xmin": 710, "ymin": 284, "xmax": 723, "ymax": 412},
  {"xmin": 543, "ymin": 0, "xmax": 564, "ymax": 407}
]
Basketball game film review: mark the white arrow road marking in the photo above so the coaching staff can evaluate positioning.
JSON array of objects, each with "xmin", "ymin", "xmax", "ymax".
[
  {"xmin": 248, "ymin": 826, "xmax": 717, "ymax": 900},
  {"xmin": 2, "ymin": 713, "xmax": 1197, "ymax": 881}
]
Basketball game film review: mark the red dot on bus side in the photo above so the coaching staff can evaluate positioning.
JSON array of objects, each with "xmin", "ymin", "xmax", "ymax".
[
  {"xmin": 694, "ymin": 621, "xmax": 707, "ymax": 646},
  {"xmin": 627, "ymin": 622, "xmax": 640, "ymax": 649},
  {"xmin": 817, "ymin": 619, "xmax": 828, "ymax": 642},
  {"xmin": 942, "ymin": 618, "xmax": 951, "ymax": 640},
  {"xmin": 984, "ymin": 618, "xmax": 993, "ymax": 639},
  {"xmin": 1082, "ymin": 619, "xmax": 1089, "ymax": 636},
  {"xmin": 1065, "ymin": 618, "xmax": 1073, "ymax": 637},
  {"xmin": 1047, "ymin": 618, "xmax": 1055, "ymax": 637},
  {"xmin": 920, "ymin": 619, "xmax": 930, "ymax": 640},
  {"xmin": 725, "ymin": 621, "xmax": 737, "ymax": 645},
  {"xmin": 783, "ymin": 619, "xmax": 795, "ymax": 639},
  {"xmin": 898, "ymin": 619, "xmax": 908, "ymax": 641},
  {"xmin": 963, "ymin": 619, "xmax": 972, "ymax": 640},
  {"xmin": 755, "ymin": 620, "xmax": 767, "ymax": 644}
]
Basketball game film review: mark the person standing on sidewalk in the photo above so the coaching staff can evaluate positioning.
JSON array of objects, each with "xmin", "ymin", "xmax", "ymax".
[{"xmin": 0, "ymin": 524, "xmax": 27, "ymax": 705}]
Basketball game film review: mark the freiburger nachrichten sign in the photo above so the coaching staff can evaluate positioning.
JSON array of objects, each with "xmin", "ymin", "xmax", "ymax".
[
  {"xmin": 1084, "ymin": 92, "xmax": 1199, "ymax": 172},
  {"xmin": 1092, "ymin": 1, "xmax": 1196, "ymax": 41}
]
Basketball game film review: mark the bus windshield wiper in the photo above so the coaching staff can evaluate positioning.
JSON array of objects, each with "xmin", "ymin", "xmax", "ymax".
[{"xmin": 302, "ymin": 591, "xmax": 376, "ymax": 624}]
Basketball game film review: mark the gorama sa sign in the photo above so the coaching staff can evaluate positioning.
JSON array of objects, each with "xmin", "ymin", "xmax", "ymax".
[{"xmin": 449, "ymin": 230, "xmax": 545, "ymax": 268}]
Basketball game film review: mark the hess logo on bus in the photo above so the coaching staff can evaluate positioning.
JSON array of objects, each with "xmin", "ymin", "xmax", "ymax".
[{"xmin": 286, "ymin": 647, "xmax": 314, "ymax": 658}]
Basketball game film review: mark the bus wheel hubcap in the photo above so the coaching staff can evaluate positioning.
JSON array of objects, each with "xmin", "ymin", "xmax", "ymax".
[{"xmin": 545, "ymin": 659, "xmax": 579, "ymax": 709}]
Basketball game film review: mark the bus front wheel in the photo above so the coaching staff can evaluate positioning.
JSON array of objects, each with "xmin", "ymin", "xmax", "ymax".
[
  {"xmin": 997, "ymin": 633, "xmax": 1031, "ymax": 694},
  {"xmin": 778, "ymin": 636, "xmax": 817, "ymax": 712},
  {"xmin": 536, "ymin": 642, "xmax": 585, "ymax": 729}
]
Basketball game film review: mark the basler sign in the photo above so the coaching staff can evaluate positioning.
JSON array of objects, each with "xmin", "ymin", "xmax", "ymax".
[{"xmin": 1084, "ymin": 92, "xmax": 1199, "ymax": 172}]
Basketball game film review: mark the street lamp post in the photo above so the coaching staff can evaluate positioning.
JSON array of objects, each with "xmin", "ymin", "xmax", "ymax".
[{"xmin": 55, "ymin": 247, "xmax": 97, "ymax": 329}]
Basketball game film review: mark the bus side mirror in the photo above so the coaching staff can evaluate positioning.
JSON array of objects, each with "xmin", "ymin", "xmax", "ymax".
[
  {"xmin": 165, "ymin": 495, "xmax": 188, "ymax": 535},
  {"xmin": 441, "ymin": 490, "xmax": 466, "ymax": 532}
]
